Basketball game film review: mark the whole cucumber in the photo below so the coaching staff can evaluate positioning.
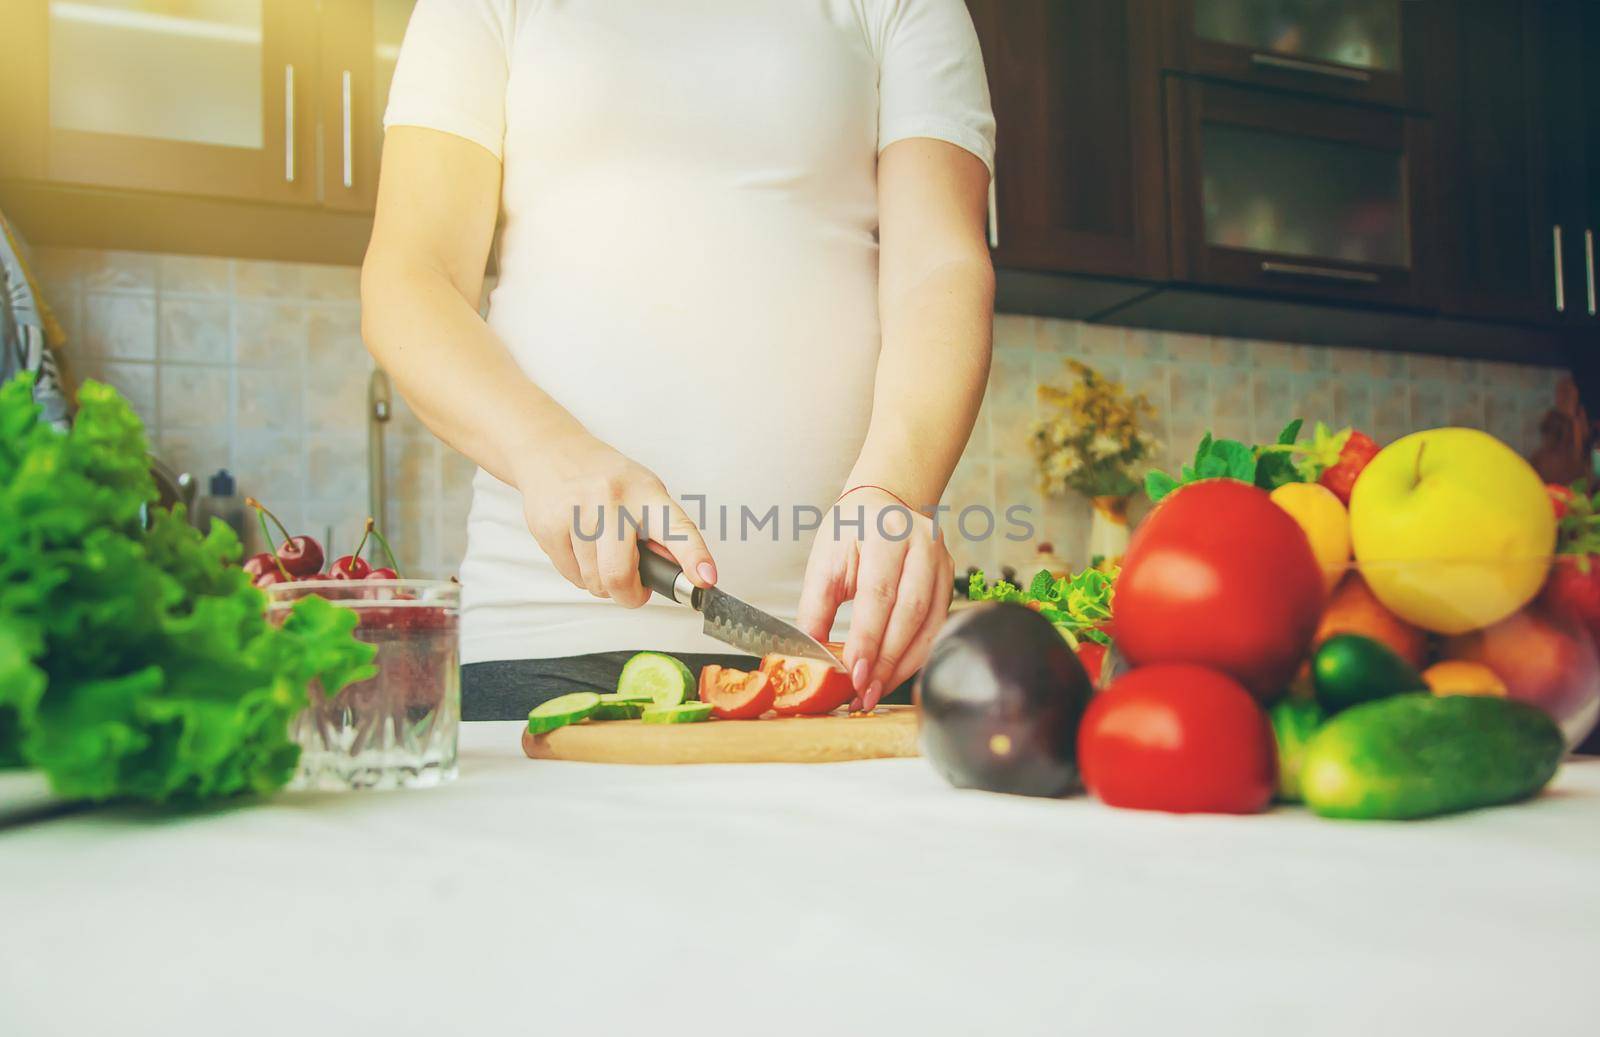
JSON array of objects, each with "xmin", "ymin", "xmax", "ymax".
[{"xmin": 1301, "ymin": 694, "xmax": 1564, "ymax": 820}]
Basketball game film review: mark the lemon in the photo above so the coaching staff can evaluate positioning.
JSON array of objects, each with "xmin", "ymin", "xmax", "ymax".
[{"xmin": 1270, "ymin": 482, "xmax": 1351, "ymax": 596}]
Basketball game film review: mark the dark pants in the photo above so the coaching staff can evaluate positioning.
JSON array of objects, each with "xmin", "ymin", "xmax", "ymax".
[{"xmin": 461, "ymin": 652, "xmax": 915, "ymax": 721}]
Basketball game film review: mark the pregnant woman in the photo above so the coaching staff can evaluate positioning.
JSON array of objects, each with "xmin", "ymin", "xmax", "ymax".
[{"xmin": 362, "ymin": 0, "xmax": 996, "ymax": 719}]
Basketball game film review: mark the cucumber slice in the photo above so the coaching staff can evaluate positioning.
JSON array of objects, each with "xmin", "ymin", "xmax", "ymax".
[
  {"xmin": 640, "ymin": 702, "xmax": 714, "ymax": 725},
  {"xmin": 592, "ymin": 695, "xmax": 647, "ymax": 721},
  {"xmin": 526, "ymin": 692, "xmax": 601, "ymax": 735},
  {"xmin": 616, "ymin": 651, "xmax": 696, "ymax": 707}
]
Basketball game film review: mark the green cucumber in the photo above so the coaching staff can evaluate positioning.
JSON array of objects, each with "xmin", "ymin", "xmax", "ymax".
[
  {"xmin": 640, "ymin": 702, "xmax": 714, "ymax": 725},
  {"xmin": 592, "ymin": 695, "xmax": 647, "ymax": 721},
  {"xmin": 526, "ymin": 692, "xmax": 601, "ymax": 735},
  {"xmin": 1311, "ymin": 634, "xmax": 1425, "ymax": 713},
  {"xmin": 1301, "ymin": 694, "xmax": 1564, "ymax": 820},
  {"xmin": 617, "ymin": 651, "xmax": 696, "ymax": 707},
  {"xmin": 1269, "ymin": 699, "xmax": 1326, "ymax": 802}
]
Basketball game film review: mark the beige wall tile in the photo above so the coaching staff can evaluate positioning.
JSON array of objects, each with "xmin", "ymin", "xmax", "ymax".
[
  {"xmin": 82, "ymin": 293, "xmax": 156, "ymax": 360},
  {"xmin": 158, "ymin": 255, "xmax": 232, "ymax": 296},
  {"xmin": 80, "ymin": 251, "xmax": 157, "ymax": 292},
  {"xmin": 305, "ymin": 364, "xmax": 369, "ymax": 435},
  {"xmin": 234, "ymin": 434, "xmax": 305, "ymax": 514},
  {"xmin": 236, "ymin": 367, "xmax": 302, "ymax": 432},
  {"xmin": 307, "ymin": 304, "xmax": 369, "ymax": 376},
  {"xmin": 160, "ymin": 364, "xmax": 231, "ymax": 431},
  {"xmin": 301, "ymin": 263, "xmax": 362, "ymax": 301},
  {"xmin": 235, "ymin": 300, "xmax": 310, "ymax": 368},
  {"xmin": 233, "ymin": 260, "xmax": 305, "ymax": 299},
  {"xmin": 159, "ymin": 298, "xmax": 231, "ymax": 364}
]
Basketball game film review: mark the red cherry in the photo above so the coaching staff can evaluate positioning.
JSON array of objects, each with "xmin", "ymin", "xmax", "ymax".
[
  {"xmin": 329, "ymin": 555, "xmax": 372, "ymax": 580},
  {"xmin": 277, "ymin": 535, "xmax": 324, "ymax": 577},
  {"xmin": 368, "ymin": 567, "xmax": 399, "ymax": 580},
  {"xmin": 242, "ymin": 552, "xmax": 279, "ymax": 579},
  {"xmin": 254, "ymin": 569, "xmax": 292, "ymax": 588}
]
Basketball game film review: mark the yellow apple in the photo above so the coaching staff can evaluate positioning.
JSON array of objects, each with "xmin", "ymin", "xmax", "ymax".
[{"xmin": 1348, "ymin": 427, "xmax": 1555, "ymax": 634}]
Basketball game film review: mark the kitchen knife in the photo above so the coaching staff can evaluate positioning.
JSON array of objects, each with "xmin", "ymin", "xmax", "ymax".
[{"xmin": 638, "ymin": 549, "xmax": 844, "ymax": 670}]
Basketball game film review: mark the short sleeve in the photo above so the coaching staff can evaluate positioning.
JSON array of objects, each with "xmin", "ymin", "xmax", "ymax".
[
  {"xmin": 383, "ymin": 0, "xmax": 513, "ymax": 161},
  {"xmin": 874, "ymin": 0, "xmax": 996, "ymax": 174}
]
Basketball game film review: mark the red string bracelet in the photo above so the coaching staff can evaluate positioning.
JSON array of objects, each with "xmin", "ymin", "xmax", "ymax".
[{"xmin": 833, "ymin": 484, "xmax": 931, "ymax": 517}]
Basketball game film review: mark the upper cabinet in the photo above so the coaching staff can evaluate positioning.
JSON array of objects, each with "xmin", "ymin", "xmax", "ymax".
[
  {"xmin": 1166, "ymin": 0, "xmax": 1420, "ymax": 108},
  {"xmin": 1165, "ymin": 79, "xmax": 1437, "ymax": 309},
  {"xmin": 17, "ymin": 0, "xmax": 320, "ymax": 203},
  {"xmin": 319, "ymin": 0, "xmax": 413, "ymax": 213},
  {"xmin": 0, "ymin": 0, "xmax": 417, "ymax": 261},
  {"xmin": 1542, "ymin": 0, "xmax": 1599, "ymax": 328},
  {"xmin": 967, "ymin": 0, "xmax": 1168, "ymax": 282}
]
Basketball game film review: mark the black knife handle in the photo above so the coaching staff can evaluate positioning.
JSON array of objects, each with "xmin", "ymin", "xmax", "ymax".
[{"xmin": 638, "ymin": 548, "xmax": 700, "ymax": 607}]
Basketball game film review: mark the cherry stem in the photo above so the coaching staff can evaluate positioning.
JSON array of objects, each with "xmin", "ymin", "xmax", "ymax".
[
  {"xmin": 352, "ymin": 518, "xmax": 374, "ymax": 562},
  {"xmin": 251, "ymin": 506, "xmax": 290, "ymax": 578},
  {"xmin": 368, "ymin": 522, "xmax": 402, "ymax": 578},
  {"xmin": 245, "ymin": 496, "xmax": 293, "ymax": 544}
]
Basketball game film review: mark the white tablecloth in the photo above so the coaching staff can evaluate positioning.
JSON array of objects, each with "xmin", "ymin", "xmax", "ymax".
[{"xmin": 3, "ymin": 722, "xmax": 1597, "ymax": 1036}]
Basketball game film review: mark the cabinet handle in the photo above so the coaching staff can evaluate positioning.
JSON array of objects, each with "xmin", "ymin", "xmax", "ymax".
[
  {"xmin": 1250, "ymin": 52, "xmax": 1372, "ymax": 84},
  {"xmin": 1586, "ymin": 229, "xmax": 1596, "ymax": 317},
  {"xmin": 986, "ymin": 174, "xmax": 999, "ymax": 249},
  {"xmin": 1554, "ymin": 225, "xmax": 1566, "ymax": 313},
  {"xmin": 284, "ymin": 64, "xmax": 296, "ymax": 183},
  {"xmin": 1260, "ymin": 260, "xmax": 1381, "ymax": 285},
  {"xmin": 341, "ymin": 70, "xmax": 354, "ymax": 189}
]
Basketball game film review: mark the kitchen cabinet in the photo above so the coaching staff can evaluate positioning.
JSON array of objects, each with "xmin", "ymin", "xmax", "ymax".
[
  {"xmin": 1165, "ymin": 79, "xmax": 1437, "ymax": 309},
  {"xmin": 320, "ymin": 0, "xmax": 414, "ymax": 213},
  {"xmin": 11, "ymin": 0, "xmax": 320, "ymax": 204},
  {"xmin": 1164, "ymin": 0, "xmax": 1439, "ymax": 110},
  {"xmin": 1433, "ymin": 1, "xmax": 1552, "ymax": 325},
  {"xmin": 0, "ymin": 0, "xmax": 416, "ymax": 264},
  {"xmin": 967, "ymin": 0, "xmax": 1168, "ymax": 285},
  {"xmin": 1543, "ymin": 0, "xmax": 1599, "ymax": 328}
]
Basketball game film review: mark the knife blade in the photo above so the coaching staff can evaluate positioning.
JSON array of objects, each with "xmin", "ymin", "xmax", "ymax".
[{"xmin": 638, "ymin": 549, "xmax": 843, "ymax": 670}]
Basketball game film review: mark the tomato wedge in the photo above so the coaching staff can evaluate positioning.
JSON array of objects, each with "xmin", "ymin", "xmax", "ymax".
[
  {"xmin": 697, "ymin": 665, "xmax": 775, "ymax": 720},
  {"xmin": 761, "ymin": 655, "xmax": 854, "ymax": 716}
]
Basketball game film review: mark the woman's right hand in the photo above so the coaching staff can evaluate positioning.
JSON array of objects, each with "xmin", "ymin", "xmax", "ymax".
[{"xmin": 514, "ymin": 433, "xmax": 717, "ymax": 608}]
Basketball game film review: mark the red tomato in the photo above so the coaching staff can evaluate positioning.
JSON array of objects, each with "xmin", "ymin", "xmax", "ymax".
[
  {"xmin": 761, "ymin": 655, "xmax": 854, "ymax": 715},
  {"xmin": 1318, "ymin": 430, "xmax": 1380, "ymax": 505},
  {"xmin": 697, "ymin": 665, "xmax": 775, "ymax": 720},
  {"xmin": 1079, "ymin": 664, "xmax": 1276, "ymax": 814},
  {"xmin": 1113, "ymin": 479, "xmax": 1323, "ymax": 700}
]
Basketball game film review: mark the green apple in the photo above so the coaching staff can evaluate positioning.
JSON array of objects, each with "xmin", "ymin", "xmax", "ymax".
[{"xmin": 1349, "ymin": 428, "xmax": 1555, "ymax": 635}]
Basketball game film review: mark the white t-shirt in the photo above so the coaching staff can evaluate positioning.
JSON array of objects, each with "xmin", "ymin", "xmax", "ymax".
[{"xmin": 385, "ymin": 0, "xmax": 995, "ymax": 664}]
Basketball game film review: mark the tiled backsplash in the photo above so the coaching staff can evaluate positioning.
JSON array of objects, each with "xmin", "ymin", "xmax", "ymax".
[
  {"xmin": 28, "ymin": 247, "xmax": 469, "ymax": 577},
  {"xmin": 27, "ymin": 248, "xmax": 1565, "ymax": 582}
]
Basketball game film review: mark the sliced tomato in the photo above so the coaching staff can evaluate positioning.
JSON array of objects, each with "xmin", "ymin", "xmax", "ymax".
[
  {"xmin": 762, "ymin": 655, "xmax": 855, "ymax": 715},
  {"xmin": 697, "ymin": 665, "xmax": 775, "ymax": 720}
]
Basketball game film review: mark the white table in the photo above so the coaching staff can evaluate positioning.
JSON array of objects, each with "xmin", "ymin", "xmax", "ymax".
[{"xmin": 3, "ymin": 722, "xmax": 1597, "ymax": 1037}]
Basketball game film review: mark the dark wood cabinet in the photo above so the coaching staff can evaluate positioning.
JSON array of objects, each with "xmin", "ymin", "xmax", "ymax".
[
  {"xmin": 1543, "ymin": 0, "xmax": 1599, "ymax": 328},
  {"xmin": 1165, "ymin": 79, "xmax": 1437, "ymax": 309},
  {"xmin": 967, "ymin": 0, "xmax": 1167, "ymax": 283},
  {"xmin": 0, "ymin": 0, "xmax": 417, "ymax": 264},
  {"xmin": 1164, "ymin": 0, "xmax": 1423, "ymax": 109},
  {"xmin": 1434, "ymin": 1, "xmax": 1552, "ymax": 324}
]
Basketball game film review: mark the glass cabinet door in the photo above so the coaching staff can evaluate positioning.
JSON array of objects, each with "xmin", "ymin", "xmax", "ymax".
[
  {"xmin": 1201, "ymin": 125, "xmax": 1408, "ymax": 268},
  {"xmin": 1194, "ymin": 0, "xmax": 1401, "ymax": 73},
  {"xmin": 1174, "ymin": 0, "xmax": 1413, "ymax": 106},
  {"xmin": 321, "ymin": 0, "xmax": 414, "ymax": 212},
  {"xmin": 1167, "ymin": 80, "xmax": 1435, "ymax": 307},
  {"xmin": 44, "ymin": 0, "xmax": 318, "ymax": 202}
]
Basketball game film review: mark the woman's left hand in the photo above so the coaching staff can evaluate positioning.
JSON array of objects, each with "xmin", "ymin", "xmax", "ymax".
[{"xmin": 796, "ymin": 487, "xmax": 955, "ymax": 711}]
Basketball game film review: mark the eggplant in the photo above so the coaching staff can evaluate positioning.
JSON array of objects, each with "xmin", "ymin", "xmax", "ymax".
[{"xmin": 916, "ymin": 602, "xmax": 1093, "ymax": 797}]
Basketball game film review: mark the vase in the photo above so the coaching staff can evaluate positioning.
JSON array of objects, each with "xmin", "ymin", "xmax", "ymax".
[{"xmin": 1087, "ymin": 495, "xmax": 1131, "ymax": 565}]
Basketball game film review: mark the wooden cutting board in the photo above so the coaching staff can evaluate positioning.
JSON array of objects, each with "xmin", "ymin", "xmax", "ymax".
[{"xmin": 521, "ymin": 705, "xmax": 919, "ymax": 765}]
